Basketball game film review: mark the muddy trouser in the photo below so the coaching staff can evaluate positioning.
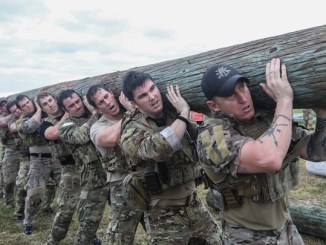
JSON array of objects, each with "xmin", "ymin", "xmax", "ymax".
[
  {"xmin": 23, "ymin": 155, "xmax": 61, "ymax": 226},
  {"xmin": 2, "ymin": 147, "xmax": 20, "ymax": 206},
  {"xmin": 107, "ymin": 180, "xmax": 145, "ymax": 245},
  {"xmin": 47, "ymin": 164, "xmax": 81, "ymax": 245},
  {"xmin": 14, "ymin": 155, "xmax": 30, "ymax": 218},
  {"xmin": 223, "ymin": 218, "xmax": 304, "ymax": 245},
  {"xmin": 74, "ymin": 161, "xmax": 107, "ymax": 245}
]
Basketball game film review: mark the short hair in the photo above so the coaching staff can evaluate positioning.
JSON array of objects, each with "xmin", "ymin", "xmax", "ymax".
[
  {"xmin": 57, "ymin": 89, "xmax": 81, "ymax": 111},
  {"xmin": 86, "ymin": 85, "xmax": 108, "ymax": 108},
  {"xmin": 7, "ymin": 101, "xmax": 17, "ymax": 112},
  {"xmin": 122, "ymin": 71, "xmax": 153, "ymax": 101},
  {"xmin": 15, "ymin": 94, "xmax": 30, "ymax": 109},
  {"xmin": 36, "ymin": 92, "xmax": 55, "ymax": 107}
]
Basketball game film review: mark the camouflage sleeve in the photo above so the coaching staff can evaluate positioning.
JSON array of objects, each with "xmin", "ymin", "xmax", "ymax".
[
  {"xmin": 59, "ymin": 118, "xmax": 91, "ymax": 145},
  {"xmin": 120, "ymin": 120, "xmax": 174, "ymax": 164},
  {"xmin": 18, "ymin": 117, "xmax": 40, "ymax": 134},
  {"xmin": 196, "ymin": 117, "xmax": 252, "ymax": 177}
]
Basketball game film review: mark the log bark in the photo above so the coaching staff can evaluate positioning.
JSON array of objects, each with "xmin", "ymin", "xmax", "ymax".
[
  {"xmin": 8, "ymin": 24, "xmax": 326, "ymax": 113},
  {"xmin": 289, "ymin": 203, "xmax": 326, "ymax": 239}
]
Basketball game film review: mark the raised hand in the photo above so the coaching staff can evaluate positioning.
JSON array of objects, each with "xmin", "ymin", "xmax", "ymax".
[
  {"xmin": 119, "ymin": 92, "xmax": 134, "ymax": 111},
  {"xmin": 166, "ymin": 84, "xmax": 190, "ymax": 116},
  {"xmin": 260, "ymin": 58, "xmax": 293, "ymax": 103}
]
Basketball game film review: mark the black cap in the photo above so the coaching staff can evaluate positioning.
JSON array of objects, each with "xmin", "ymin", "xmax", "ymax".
[{"xmin": 201, "ymin": 64, "xmax": 249, "ymax": 99}]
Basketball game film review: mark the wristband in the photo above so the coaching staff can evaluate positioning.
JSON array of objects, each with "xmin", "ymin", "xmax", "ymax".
[{"xmin": 177, "ymin": 115, "xmax": 190, "ymax": 127}]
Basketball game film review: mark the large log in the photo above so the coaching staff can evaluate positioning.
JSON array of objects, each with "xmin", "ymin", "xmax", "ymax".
[
  {"xmin": 289, "ymin": 203, "xmax": 326, "ymax": 239},
  {"xmin": 7, "ymin": 24, "xmax": 326, "ymax": 113}
]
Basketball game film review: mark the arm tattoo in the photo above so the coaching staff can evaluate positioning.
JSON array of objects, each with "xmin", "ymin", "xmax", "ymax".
[
  {"xmin": 307, "ymin": 117, "xmax": 326, "ymax": 159},
  {"xmin": 258, "ymin": 114, "xmax": 290, "ymax": 146}
]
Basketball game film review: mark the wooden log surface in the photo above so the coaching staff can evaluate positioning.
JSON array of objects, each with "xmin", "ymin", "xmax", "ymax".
[
  {"xmin": 7, "ymin": 24, "xmax": 326, "ymax": 113},
  {"xmin": 289, "ymin": 203, "xmax": 326, "ymax": 239}
]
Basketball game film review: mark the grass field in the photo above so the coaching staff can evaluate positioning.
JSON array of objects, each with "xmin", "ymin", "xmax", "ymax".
[{"xmin": 0, "ymin": 160, "xmax": 325, "ymax": 245}]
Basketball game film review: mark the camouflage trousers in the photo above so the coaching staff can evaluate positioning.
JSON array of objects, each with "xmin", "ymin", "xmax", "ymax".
[
  {"xmin": 144, "ymin": 193, "xmax": 223, "ymax": 245},
  {"xmin": 1, "ymin": 148, "xmax": 20, "ymax": 207},
  {"xmin": 0, "ymin": 144, "xmax": 4, "ymax": 198},
  {"xmin": 223, "ymin": 218, "xmax": 304, "ymax": 245},
  {"xmin": 46, "ymin": 164, "xmax": 81, "ymax": 245},
  {"xmin": 23, "ymin": 155, "xmax": 62, "ymax": 226},
  {"xmin": 14, "ymin": 155, "xmax": 30, "ymax": 218},
  {"xmin": 74, "ymin": 185, "xmax": 108, "ymax": 245},
  {"xmin": 107, "ymin": 180, "xmax": 145, "ymax": 245}
]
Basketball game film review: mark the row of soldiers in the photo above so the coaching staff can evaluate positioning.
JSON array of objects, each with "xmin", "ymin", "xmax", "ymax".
[{"xmin": 1, "ymin": 57, "xmax": 326, "ymax": 245}]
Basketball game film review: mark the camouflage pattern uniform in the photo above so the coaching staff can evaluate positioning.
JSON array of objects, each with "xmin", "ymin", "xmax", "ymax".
[
  {"xmin": 39, "ymin": 116, "xmax": 81, "ymax": 245},
  {"xmin": 0, "ymin": 116, "xmax": 20, "ymax": 207},
  {"xmin": 196, "ymin": 111, "xmax": 308, "ymax": 244},
  {"xmin": 91, "ymin": 115, "xmax": 145, "ymax": 244},
  {"xmin": 120, "ymin": 109, "xmax": 223, "ymax": 245},
  {"xmin": 6, "ymin": 110, "xmax": 31, "ymax": 219},
  {"xmin": 59, "ymin": 111, "xmax": 107, "ymax": 244},
  {"xmin": 0, "ymin": 141, "xmax": 4, "ymax": 198},
  {"xmin": 303, "ymin": 109, "xmax": 314, "ymax": 129},
  {"xmin": 16, "ymin": 113, "xmax": 61, "ymax": 227}
]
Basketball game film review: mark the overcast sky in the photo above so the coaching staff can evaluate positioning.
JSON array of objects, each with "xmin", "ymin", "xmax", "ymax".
[{"xmin": 0, "ymin": 0, "xmax": 325, "ymax": 97}]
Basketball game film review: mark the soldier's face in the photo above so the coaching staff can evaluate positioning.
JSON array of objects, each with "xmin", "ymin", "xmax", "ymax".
[
  {"xmin": 18, "ymin": 97, "xmax": 35, "ymax": 115},
  {"xmin": 8, "ymin": 104, "xmax": 22, "ymax": 118},
  {"xmin": 132, "ymin": 79, "xmax": 163, "ymax": 119},
  {"xmin": 208, "ymin": 81, "xmax": 255, "ymax": 124},
  {"xmin": 92, "ymin": 88, "xmax": 120, "ymax": 118},
  {"xmin": 39, "ymin": 95, "xmax": 60, "ymax": 117},
  {"xmin": 62, "ymin": 93, "xmax": 85, "ymax": 118}
]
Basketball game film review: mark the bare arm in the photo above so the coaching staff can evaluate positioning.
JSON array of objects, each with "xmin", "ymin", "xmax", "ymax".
[
  {"xmin": 0, "ymin": 115, "xmax": 12, "ymax": 127},
  {"xmin": 44, "ymin": 112, "xmax": 69, "ymax": 140},
  {"xmin": 238, "ymin": 58, "xmax": 294, "ymax": 173},
  {"xmin": 94, "ymin": 120, "xmax": 122, "ymax": 147}
]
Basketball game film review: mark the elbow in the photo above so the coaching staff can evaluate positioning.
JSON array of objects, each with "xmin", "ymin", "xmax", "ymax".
[{"xmin": 262, "ymin": 155, "xmax": 284, "ymax": 172}]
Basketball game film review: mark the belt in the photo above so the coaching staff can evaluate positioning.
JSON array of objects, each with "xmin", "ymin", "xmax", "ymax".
[
  {"xmin": 30, "ymin": 153, "xmax": 52, "ymax": 158},
  {"xmin": 150, "ymin": 192, "xmax": 197, "ymax": 207}
]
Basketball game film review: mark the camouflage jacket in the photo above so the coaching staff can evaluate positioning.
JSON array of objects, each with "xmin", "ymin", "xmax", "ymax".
[
  {"xmin": 15, "ymin": 113, "xmax": 47, "ymax": 147},
  {"xmin": 41, "ymin": 116, "xmax": 72, "ymax": 160},
  {"xmin": 196, "ymin": 110, "xmax": 310, "ymax": 230},
  {"xmin": 119, "ymin": 108, "xmax": 198, "ymax": 199},
  {"xmin": 59, "ymin": 111, "xmax": 100, "ymax": 166}
]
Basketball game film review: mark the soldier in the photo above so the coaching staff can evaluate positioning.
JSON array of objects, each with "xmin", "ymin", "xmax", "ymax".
[
  {"xmin": 87, "ymin": 85, "xmax": 146, "ymax": 244},
  {"xmin": 7, "ymin": 101, "xmax": 30, "ymax": 222},
  {"xmin": 57, "ymin": 89, "xmax": 106, "ymax": 245},
  {"xmin": 0, "ymin": 97, "xmax": 11, "ymax": 199},
  {"xmin": 197, "ymin": 58, "xmax": 326, "ymax": 244},
  {"xmin": 15, "ymin": 94, "xmax": 61, "ymax": 235},
  {"xmin": 0, "ymin": 98, "xmax": 20, "ymax": 208},
  {"xmin": 120, "ymin": 71, "xmax": 223, "ymax": 244},
  {"xmin": 33, "ymin": 92, "xmax": 79, "ymax": 245},
  {"xmin": 303, "ymin": 108, "xmax": 314, "ymax": 130}
]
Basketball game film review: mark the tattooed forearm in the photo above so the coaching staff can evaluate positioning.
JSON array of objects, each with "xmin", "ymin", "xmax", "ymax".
[
  {"xmin": 258, "ymin": 114, "xmax": 290, "ymax": 146},
  {"xmin": 307, "ymin": 117, "xmax": 326, "ymax": 160}
]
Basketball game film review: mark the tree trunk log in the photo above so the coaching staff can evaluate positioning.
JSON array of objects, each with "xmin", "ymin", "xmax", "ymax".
[
  {"xmin": 289, "ymin": 203, "xmax": 326, "ymax": 239},
  {"xmin": 8, "ymin": 24, "xmax": 326, "ymax": 113}
]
